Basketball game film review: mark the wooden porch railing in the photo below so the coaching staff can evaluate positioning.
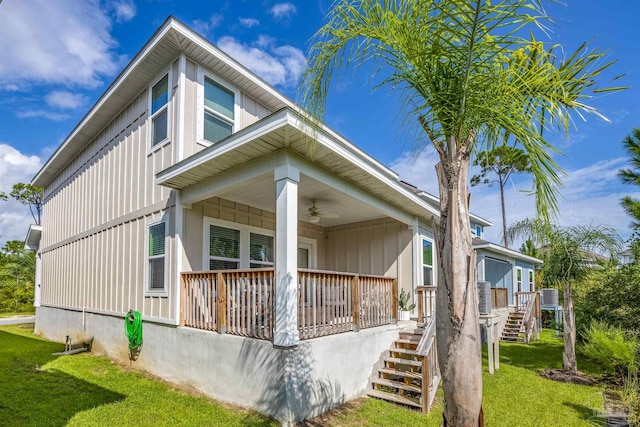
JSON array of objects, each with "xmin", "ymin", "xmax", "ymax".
[
  {"xmin": 182, "ymin": 268, "xmax": 397, "ymax": 341},
  {"xmin": 491, "ymin": 288, "xmax": 509, "ymax": 309},
  {"xmin": 519, "ymin": 292, "xmax": 541, "ymax": 344},
  {"xmin": 181, "ymin": 268, "xmax": 274, "ymax": 340},
  {"xmin": 416, "ymin": 286, "xmax": 437, "ymax": 326},
  {"xmin": 515, "ymin": 291, "xmax": 539, "ymax": 313},
  {"xmin": 298, "ymin": 269, "xmax": 397, "ymax": 340}
]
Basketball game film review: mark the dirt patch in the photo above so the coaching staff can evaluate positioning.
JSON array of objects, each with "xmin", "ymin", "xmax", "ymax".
[
  {"xmin": 297, "ymin": 398, "xmax": 365, "ymax": 426},
  {"xmin": 540, "ymin": 368, "xmax": 599, "ymax": 386}
]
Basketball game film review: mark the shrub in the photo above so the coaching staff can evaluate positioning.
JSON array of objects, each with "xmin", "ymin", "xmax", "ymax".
[{"xmin": 582, "ymin": 321, "xmax": 637, "ymax": 376}]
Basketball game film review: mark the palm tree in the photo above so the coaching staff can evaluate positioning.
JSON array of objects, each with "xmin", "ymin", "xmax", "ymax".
[
  {"xmin": 618, "ymin": 128, "xmax": 640, "ymax": 230},
  {"xmin": 301, "ymin": 1, "xmax": 623, "ymax": 424},
  {"xmin": 508, "ymin": 219, "xmax": 621, "ymax": 374}
]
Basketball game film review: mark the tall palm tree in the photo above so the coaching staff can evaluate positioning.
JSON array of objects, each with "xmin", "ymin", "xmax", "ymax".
[
  {"xmin": 508, "ymin": 219, "xmax": 621, "ymax": 374},
  {"xmin": 301, "ymin": 1, "xmax": 623, "ymax": 424}
]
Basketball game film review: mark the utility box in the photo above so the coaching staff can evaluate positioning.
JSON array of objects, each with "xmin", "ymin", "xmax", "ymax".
[
  {"xmin": 477, "ymin": 281, "xmax": 492, "ymax": 314},
  {"xmin": 541, "ymin": 288, "xmax": 559, "ymax": 306}
]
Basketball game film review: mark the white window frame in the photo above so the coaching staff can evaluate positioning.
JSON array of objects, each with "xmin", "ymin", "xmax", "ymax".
[
  {"xmin": 421, "ymin": 236, "xmax": 435, "ymax": 287},
  {"xmin": 203, "ymin": 217, "xmax": 275, "ymax": 270},
  {"xmin": 196, "ymin": 67, "xmax": 240, "ymax": 147},
  {"xmin": 146, "ymin": 218, "xmax": 169, "ymax": 297},
  {"xmin": 147, "ymin": 69, "xmax": 172, "ymax": 153},
  {"xmin": 515, "ymin": 266, "xmax": 523, "ymax": 293},
  {"xmin": 528, "ymin": 269, "xmax": 535, "ymax": 291},
  {"xmin": 298, "ymin": 236, "xmax": 318, "ymax": 269}
]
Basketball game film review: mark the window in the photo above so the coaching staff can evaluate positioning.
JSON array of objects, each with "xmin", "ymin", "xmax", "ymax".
[
  {"xmin": 529, "ymin": 270, "xmax": 534, "ymax": 291},
  {"xmin": 198, "ymin": 70, "xmax": 237, "ymax": 145},
  {"xmin": 470, "ymin": 223, "xmax": 483, "ymax": 238},
  {"xmin": 516, "ymin": 267, "xmax": 523, "ymax": 292},
  {"xmin": 208, "ymin": 225, "xmax": 240, "ymax": 270},
  {"xmin": 422, "ymin": 238, "xmax": 434, "ymax": 286},
  {"xmin": 148, "ymin": 222, "xmax": 166, "ymax": 292},
  {"xmin": 149, "ymin": 73, "xmax": 170, "ymax": 147},
  {"xmin": 249, "ymin": 233, "xmax": 274, "ymax": 268}
]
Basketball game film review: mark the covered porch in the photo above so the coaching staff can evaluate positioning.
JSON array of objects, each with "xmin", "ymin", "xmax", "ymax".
[{"xmin": 158, "ymin": 108, "xmax": 441, "ymax": 347}]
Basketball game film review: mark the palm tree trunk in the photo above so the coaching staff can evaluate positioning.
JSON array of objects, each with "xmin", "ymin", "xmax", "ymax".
[
  {"xmin": 499, "ymin": 177, "xmax": 508, "ymax": 248},
  {"xmin": 434, "ymin": 144, "xmax": 483, "ymax": 426},
  {"xmin": 562, "ymin": 281, "xmax": 577, "ymax": 373}
]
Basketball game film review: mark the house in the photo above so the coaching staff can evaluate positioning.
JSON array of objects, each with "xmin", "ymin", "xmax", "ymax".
[
  {"xmin": 26, "ymin": 17, "xmax": 540, "ymax": 422},
  {"xmin": 618, "ymin": 248, "xmax": 635, "ymax": 266}
]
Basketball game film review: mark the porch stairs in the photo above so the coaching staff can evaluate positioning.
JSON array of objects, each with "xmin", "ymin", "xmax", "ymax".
[
  {"xmin": 501, "ymin": 311, "xmax": 525, "ymax": 342},
  {"xmin": 366, "ymin": 318, "xmax": 440, "ymax": 413}
]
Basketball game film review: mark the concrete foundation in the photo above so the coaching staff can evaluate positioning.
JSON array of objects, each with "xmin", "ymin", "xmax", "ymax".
[{"xmin": 35, "ymin": 305, "xmax": 402, "ymax": 423}]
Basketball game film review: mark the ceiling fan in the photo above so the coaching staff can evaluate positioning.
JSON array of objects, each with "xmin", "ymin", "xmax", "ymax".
[{"xmin": 306, "ymin": 198, "xmax": 340, "ymax": 223}]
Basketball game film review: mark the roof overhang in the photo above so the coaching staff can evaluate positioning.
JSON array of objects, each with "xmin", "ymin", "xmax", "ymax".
[
  {"xmin": 473, "ymin": 240, "xmax": 543, "ymax": 265},
  {"xmin": 157, "ymin": 108, "xmax": 441, "ymax": 224},
  {"xmin": 416, "ymin": 190, "xmax": 492, "ymax": 227},
  {"xmin": 24, "ymin": 225, "xmax": 42, "ymax": 251},
  {"xmin": 32, "ymin": 16, "xmax": 293, "ymax": 189}
]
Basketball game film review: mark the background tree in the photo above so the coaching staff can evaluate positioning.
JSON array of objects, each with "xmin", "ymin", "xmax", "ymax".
[
  {"xmin": 508, "ymin": 219, "xmax": 620, "ymax": 375},
  {"xmin": 9, "ymin": 183, "xmax": 43, "ymax": 225},
  {"xmin": 301, "ymin": 1, "xmax": 622, "ymax": 424},
  {"xmin": 0, "ymin": 192, "xmax": 6, "ymax": 201},
  {"xmin": 519, "ymin": 239, "xmax": 539, "ymax": 258},
  {"xmin": 0, "ymin": 240, "xmax": 35, "ymax": 314},
  {"xmin": 471, "ymin": 145, "xmax": 531, "ymax": 247}
]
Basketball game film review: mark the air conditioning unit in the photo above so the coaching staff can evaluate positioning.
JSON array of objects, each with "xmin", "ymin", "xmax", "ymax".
[
  {"xmin": 541, "ymin": 288, "xmax": 559, "ymax": 306},
  {"xmin": 477, "ymin": 281, "xmax": 492, "ymax": 314}
]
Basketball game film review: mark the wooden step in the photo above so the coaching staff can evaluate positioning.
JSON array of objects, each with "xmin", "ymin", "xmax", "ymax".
[
  {"xmin": 384, "ymin": 357, "xmax": 423, "ymax": 368},
  {"xmin": 378, "ymin": 367, "xmax": 422, "ymax": 380},
  {"xmin": 395, "ymin": 338, "xmax": 420, "ymax": 345},
  {"xmin": 390, "ymin": 347, "xmax": 421, "ymax": 357},
  {"xmin": 373, "ymin": 377, "xmax": 421, "ymax": 394},
  {"xmin": 367, "ymin": 389, "xmax": 422, "ymax": 409}
]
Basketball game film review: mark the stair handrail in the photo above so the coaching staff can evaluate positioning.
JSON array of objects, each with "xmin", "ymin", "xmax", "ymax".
[
  {"xmin": 416, "ymin": 304, "xmax": 440, "ymax": 413},
  {"xmin": 521, "ymin": 292, "xmax": 540, "ymax": 344}
]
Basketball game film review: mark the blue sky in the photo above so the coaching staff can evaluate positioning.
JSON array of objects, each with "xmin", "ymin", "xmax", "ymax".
[{"xmin": 1, "ymin": 0, "xmax": 639, "ymax": 247}]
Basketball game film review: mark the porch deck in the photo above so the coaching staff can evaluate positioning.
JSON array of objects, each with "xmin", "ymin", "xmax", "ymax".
[{"xmin": 180, "ymin": 268, "xmax": 398, "ymax": 341}]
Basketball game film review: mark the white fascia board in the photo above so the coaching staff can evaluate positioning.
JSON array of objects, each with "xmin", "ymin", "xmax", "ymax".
[
  {"xmin": 286, "ymin": 113, "xmax": 439, "ymax": 220},
  {"xmin": 32, "ymin": 18, "xmax": 177, "ymax": 188},
  {"xmin": 157, "ymin": 109, "xmax": 290, "ymax": 185},
  {"xmin": 473, "ymin": 242, "xmax": 543, "ymax": 265}
]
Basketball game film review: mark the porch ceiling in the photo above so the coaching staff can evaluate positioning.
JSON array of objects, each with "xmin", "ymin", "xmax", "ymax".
[{"xmin": 220, "ymin": 173, "xmax": 386, "ymax": 227}]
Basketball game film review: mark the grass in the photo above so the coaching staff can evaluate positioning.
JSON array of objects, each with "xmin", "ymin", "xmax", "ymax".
[
  {"xmin": 0, "ymin": 312, "xmax": 34, "ymax": 318},
  {"xmin": 306, "ymin": 330, "xmax": 606, "ymax": 426},
  {"xmin": 0, "ymin": 324, "xmax": 277, "ymax": 427},
  {"xmin": 0, "ymin": 325, "xmax": 606, "ymax": 426}
]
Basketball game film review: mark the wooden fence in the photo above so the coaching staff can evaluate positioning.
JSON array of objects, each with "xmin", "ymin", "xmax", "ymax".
[
  {"xmin": 416, "ymin": 286, "xmax": 437, "ymax": 326},
  {"xmin": 182, "ymin": 269, "xmax": 397, "ymax": 341}
]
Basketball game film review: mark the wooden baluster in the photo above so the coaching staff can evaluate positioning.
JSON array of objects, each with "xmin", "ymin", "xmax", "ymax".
[
  {"xmin": 392, "ymin": 278, "xmax": 398, "ymax": 323},
  {"xmin": 352, "ymin": 275, "xmax": 360, "ymax": 331},
  {"xmin": 217, "ymin": 272, "xmax": 226, "ymax": 334}
]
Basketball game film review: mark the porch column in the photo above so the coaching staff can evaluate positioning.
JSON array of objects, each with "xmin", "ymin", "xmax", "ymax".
[{"xmin": 274, "ymin": 164, "xmax": 300, "ymax": 347}]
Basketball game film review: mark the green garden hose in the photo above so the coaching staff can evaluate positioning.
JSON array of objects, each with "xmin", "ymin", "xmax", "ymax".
[{"xmin": 125, "ymin": 310, "xmax": 143, "ymax": 361}]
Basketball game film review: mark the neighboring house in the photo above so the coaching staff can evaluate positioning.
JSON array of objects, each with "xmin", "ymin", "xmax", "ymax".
[
  {"xmin": 25, "ymin": 17, "xmax": 537, "ymax": 422},
  {"xmin": 618, "ymin": 248, "xmax": 635, "ymax": 266}
]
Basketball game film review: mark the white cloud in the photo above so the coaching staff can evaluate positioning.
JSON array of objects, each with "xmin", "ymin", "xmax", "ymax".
[
  {"xmin": 239, "ymin": 17, "xmax": 260, "ymax": 28},
  {"xmin": 269, "ymin": 2, "xmax": 297, "ymax": 20},
  {"xmin": 192, "ymin": 14, "xmax": 223, "ymax": 35},
  {"xmin": 217, "ymin": 36, "xmax": 306, "ymax": 88},
  {"xmin": 0, "ymin": 0, "xmax": 123, "ymax": 88},
  {"xmin": 45, "ymin": 91, "xmax": 87, "ymax": 110},
  {"xmin": 112, "ymin": 0, "xmax": 137, "ymax": 22},
  {"xmin": 0, "ymin": 144, "xmax": 43, "ymax": 246},
  {"xmin": 15, "ymin": 111, "xmax": 70, "ymax": 121},
  {"xmin": 389, "ymin": 150, "xmax": 637, "ymax": 244}
]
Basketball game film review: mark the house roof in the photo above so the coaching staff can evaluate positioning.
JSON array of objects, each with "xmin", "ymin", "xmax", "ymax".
[
  {"xmin": 24, "ymin": 224, "xmax": 42, "ymax": 251},
  {"xmin": 473, "ymin": 238, "xmax": 543, "ymax": 264}
]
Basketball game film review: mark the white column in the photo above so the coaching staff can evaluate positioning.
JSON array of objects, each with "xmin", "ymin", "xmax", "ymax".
[
  {"xmin": 410, "ymin": 218, "xmax": 421, "ymax": 318},
  {"xmin": 34, "ymin": 252, "xmax": 42, "ymax": 307},
  {"xmin": 274, "ymin": 164, "xmax": 300, "ymax": 347}
]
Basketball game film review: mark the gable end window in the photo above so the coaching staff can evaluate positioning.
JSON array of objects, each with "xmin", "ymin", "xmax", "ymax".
[
  {"xmin": 148, "ymin": 222, "xmax": 166, "ymax": 292},
  {"xmin": 149, "ymin": 73, "xmax": 170, "ymax": 148},
  {"xmin": 198, "ymin": 69, "xmax": 237, "ymax": 146}
]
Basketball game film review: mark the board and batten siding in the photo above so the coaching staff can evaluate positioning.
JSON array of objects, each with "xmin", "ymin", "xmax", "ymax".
[
  {"xmin": 182, "ymin": 197, "xmax": 325, "ymax": 271},
  {"xmin": 39, "ymin": 58, "xmax": 180, "ymax": 322},
  {"xmin": 181, "ymin": 58, "xmax": 273, "ymax": 159},
  {"xmin": 324, "ymin": 218, "xmax": 413, "ymax": 296}
]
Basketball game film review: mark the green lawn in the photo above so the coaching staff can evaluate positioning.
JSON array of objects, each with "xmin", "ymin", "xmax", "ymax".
[
  {"xmin": 0, "ymin": 325, "xmax": 606, "ymax": 426},
  {"xmin": 0, "ymin": 312, "xmax": 34, "ymax": 318},
  {"xmin": 0, "ymin": 324, "xmax": 277, "ymax": 426}
]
